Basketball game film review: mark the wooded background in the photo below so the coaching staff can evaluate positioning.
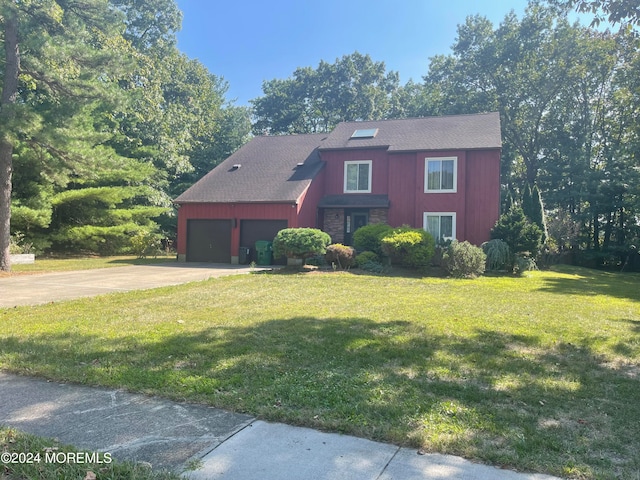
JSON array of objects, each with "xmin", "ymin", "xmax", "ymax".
[{"xmin": 1, "ymin": 0, "xmax": 638, "ymax": 270}]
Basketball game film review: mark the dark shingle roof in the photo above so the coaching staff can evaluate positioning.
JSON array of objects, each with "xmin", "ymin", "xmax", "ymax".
[
  {"xmin": 320, "ymin": 112, "xmax": 502, "ymax": 152},
  {"xmin": 174, "ymin": 134, "xmax": 326, "ymax": 204},
  {"xmin": 175, "ymin": 113, "xmax": 501, "ymax": 204}
]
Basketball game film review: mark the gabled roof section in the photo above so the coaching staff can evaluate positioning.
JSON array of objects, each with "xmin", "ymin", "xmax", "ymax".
[
  {"xmin": 320, "ymin": 112, "xmax": 502, "ymax": 152},
  {"xmin": 174, "ymin": 134, "xmax": 326, "ymax": 204}
]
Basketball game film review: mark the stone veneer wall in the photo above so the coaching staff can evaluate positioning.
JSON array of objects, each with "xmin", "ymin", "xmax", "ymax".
[
  {"xmin": 369, "ymin": 208, "xmax": 388, "ymax": 225},
  {"xmin": 323, "ymin": 208, "xmax": 389, "ymax": 245}
]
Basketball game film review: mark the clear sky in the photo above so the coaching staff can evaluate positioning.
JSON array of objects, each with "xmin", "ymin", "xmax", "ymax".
[{"xmin": 173, "ymin": 1, "xmax": 537, "ymax": 106}]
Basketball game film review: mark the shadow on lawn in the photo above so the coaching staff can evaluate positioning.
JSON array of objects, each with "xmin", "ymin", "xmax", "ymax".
[
  {"xmin": 1, "ymin": 316, "xmax": 639, "ymax": 478},
  {"xmin": 537, "ymin": 266, "xmax": 640, "ymax": 303}
]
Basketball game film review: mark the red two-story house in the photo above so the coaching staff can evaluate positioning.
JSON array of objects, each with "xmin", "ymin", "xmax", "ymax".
[{"xmin": 174, "ymin": 112, "xmax": 502, "ymax": 263}]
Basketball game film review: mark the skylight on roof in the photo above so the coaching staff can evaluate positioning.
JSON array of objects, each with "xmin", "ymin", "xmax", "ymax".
[{"xmin": 350, "ymin": 128, "xmax": 378, "ymax": 139}]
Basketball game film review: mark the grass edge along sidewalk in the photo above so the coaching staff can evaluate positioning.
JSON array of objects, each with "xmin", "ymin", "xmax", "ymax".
[
  {"xmin": 1, "ymin": 265, "xmax": 639, "ymax": 479},
  {"xmin": 0, "ymin": 426, "xmax": 182, "ymax": 480}
]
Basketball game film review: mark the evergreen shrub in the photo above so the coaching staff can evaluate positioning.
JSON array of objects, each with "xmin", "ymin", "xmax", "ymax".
[
  {"xmin": 355, "ymin": 251, "xmax": 379, "ymax": 267},
  {"xmin": 442, "ymin": 241, "xmax": 486, "ymax": 278},
  {"xmin": 353, "ymin": 223, "xmax": 393, "ymax": 255},
  {"xmin": 482, "ymin": 239, "xmax": 512, "ymax": 271},
  {"xmin": 380, "ymin": 227, "xmax": 435, "ymax": 267},
  {"xmin": 272, "ymin": 228, "xmax": 331, "ymax": 261}
]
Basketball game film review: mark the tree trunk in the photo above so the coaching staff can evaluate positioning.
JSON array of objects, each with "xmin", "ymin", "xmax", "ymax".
[
  {"xmin": 592, "ymin": 213, "xmax": 600, "ymax": 251},
  {"xmin": 0, "ymin": 9, "xmax": 20, "ymax": 272},
  {"xmin": 603, "ymin": 210, "xmax": 613, "ymax": 250},
  {"xmin": 618, "ymin": 197, "xmax": 625, "ymax": 246}
]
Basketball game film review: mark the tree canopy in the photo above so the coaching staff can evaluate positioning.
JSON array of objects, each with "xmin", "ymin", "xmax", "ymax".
[
  {"xmin": 251, "ymin": 52, "xmax": 403, "ymax": 135},
  {"xmin": 2, "ymin": 0, "xmax": 638, "ymax": 269},
  {"xmin": 418, "ymin": 3, "xmax": 639, "ymax": 257}
]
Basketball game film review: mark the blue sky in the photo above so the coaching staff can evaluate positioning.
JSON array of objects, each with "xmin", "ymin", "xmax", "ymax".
[{"xmin": 173, "ymin": 1, "xmax": 536, "ymax": 106}]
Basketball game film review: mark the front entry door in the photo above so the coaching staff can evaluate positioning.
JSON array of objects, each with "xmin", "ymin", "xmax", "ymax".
[{"xmin": 344, "ymin": 209, "xmax": 369, "ymax": 246}]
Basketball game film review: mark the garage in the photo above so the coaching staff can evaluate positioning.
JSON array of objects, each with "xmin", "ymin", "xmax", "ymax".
[
  {"xmin": 240, "ymin": 220, "xmax": 288, "ymax": 264},
  {"xmin": 186, "ymin": 219, "xmax": 232, "ymax": 263}
]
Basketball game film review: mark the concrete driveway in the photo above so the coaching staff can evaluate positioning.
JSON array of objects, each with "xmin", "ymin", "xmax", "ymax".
[{"xmin": 0, "ymin": 263, "xmax": 264, "ymax": 308}]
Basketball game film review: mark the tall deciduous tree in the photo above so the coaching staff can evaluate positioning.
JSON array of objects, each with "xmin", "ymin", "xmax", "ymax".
[
  {"xmin": 251, "ymin": 52, "xmax": 401, "ymax": 135},
  {"xmin": 423, "ymin": 5, "xmax": 586, "ymax": 185},
  {"xmin": 549, "ymin": 0, "xmax": 640, "ymax": 26},
  {"xmin": 419, "ymin": 3, "xmax": 639, "ymax": 255}
]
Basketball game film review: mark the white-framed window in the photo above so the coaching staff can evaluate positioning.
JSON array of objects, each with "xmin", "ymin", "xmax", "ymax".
[
  {"xmin": 424, "ymin": 212, "xmax": 456, "ymax": 243},
  {"xmin": 344, "ymin": 160, "xmax": 372, "ymax": 193},
  {"xmin": 425, "ymin": 157, "xmax": 457, "ymax": 193}
]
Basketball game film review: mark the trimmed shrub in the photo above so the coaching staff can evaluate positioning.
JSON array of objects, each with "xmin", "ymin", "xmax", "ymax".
[
  {"xmin": 481, "ymin": 239, "xmax": 511, "ymax": 271},
  {"xmin": 325, "ymin": 243, "xmax": 356, "ymax": 269},
  {"xmin": 355, "ymin": 251, "xmax": 379, "ymax": 267},
  {"xmin": 380, "ymin": 227, "xmax": 435, "ymax": 268},
  {"xmin": 442, "ymin": 241, "xmax": 486, "ymax": 278},
  {"xmin": 272, "ymin": 228, "xmax": 331, "ymax": 261},
  {"xmin": 359, "ymin": 260, "xmax": 386, "ymax": 273},
  {"xmin": 353, "ymin": 223, "xmax": 393, "ymax": 255},
  {"xmin": 304, "ymin": 254, "xmax": 327, "ymax": 267}
]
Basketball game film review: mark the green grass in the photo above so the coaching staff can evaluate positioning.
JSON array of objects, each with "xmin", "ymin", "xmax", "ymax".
[
  {"xmin": 1, "ymin": 265, "xmax": 639, "ymax": 479},
  {"xmin": 6, "ymin": 255, "xmax": 176, "ymax": 275},
  {"xmin": 0, "ymin": 426, "xmax": 181, "ymax": 480}
]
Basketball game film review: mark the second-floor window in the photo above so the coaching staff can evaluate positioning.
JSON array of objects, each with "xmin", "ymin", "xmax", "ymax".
[
  {"xmin": 425, "ymin": 157, "xmax": 457, "ymax": 193},
  {"xmin": 344, "ymin": 160, "xmax": 372, "ymax": 193}
]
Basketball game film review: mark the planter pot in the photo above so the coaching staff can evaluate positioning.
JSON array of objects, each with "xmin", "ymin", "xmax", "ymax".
[{"xmin": 10, "ymin": 254, "xmax": 35, "ymax": 265}]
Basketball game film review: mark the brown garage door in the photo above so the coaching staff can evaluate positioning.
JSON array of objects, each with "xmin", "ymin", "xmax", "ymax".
[
  {"xmin": 186, "ymin": 219, "xmax": 232, "ymax": 263},
  {"xmin": 240, "ymin": 220, "xmax": 288, "ymax": 265}
]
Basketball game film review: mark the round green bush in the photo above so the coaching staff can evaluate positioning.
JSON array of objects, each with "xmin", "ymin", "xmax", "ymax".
[
  {"xmin": 353, "ymin": 223, "xmax": 393, "ymax": 255},
  {"xmin": 272, "ymin": 228, "xmax": 331, "ymax": 260},
  {"xmin": 380, "ymin": 227, "xmax": 435, "ymax": 267},
  {"xmin": 355, "ymin": 251, "xmax": 380, "ymax": 267},
  {"xmin": 442, "ymin": 240, "xmax": 486, "ymax": 278}
]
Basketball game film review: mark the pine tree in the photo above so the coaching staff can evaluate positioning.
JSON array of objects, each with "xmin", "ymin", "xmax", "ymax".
[
  {"xmin": 0, "ymin": 0, "xmax": 128, "ymax": 270},
  {"xmin": 530, "ymin": 185, "xmax": 548, "ymax": 244}
]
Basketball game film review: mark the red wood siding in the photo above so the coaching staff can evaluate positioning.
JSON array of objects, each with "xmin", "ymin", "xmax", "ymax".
[
  {"xmin": 322, "ymin": 147, "xmax": 501, "ymax": 244},
  {"xmin": 464, "ymin": 149, "xmax": 501, "ymax": 245},
  {"xmin": 320, "ymin": 149, "xmax": 389, "ymax": 195},
  {"xmin": 413, "ymin": 150, "xmax": 467, "ymax": 239},
  {"xmin": 177, "ymin": 203, "xmax": 299, "ymax": 257},
  {"xmin": 297, "ymin": 166, "xmax": 326, "ymax": 227},
  {"xmin": 387, "ymin": 152, "xmax": 417, "ymax": 226}
]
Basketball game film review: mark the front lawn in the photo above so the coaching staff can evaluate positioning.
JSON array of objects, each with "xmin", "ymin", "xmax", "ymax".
[{"xmin": 1, "ymin": 265, "xmax": 638, "ymax": 479}]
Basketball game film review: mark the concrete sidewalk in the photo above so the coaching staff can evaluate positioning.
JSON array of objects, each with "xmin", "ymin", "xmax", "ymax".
[
  {"xmin": 0, "ymin": 263, "xmax": 266, "ymax": 308},
  {"xmin": 0, "ymin": 372, "xmax": 561, "ymax": 480}
]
